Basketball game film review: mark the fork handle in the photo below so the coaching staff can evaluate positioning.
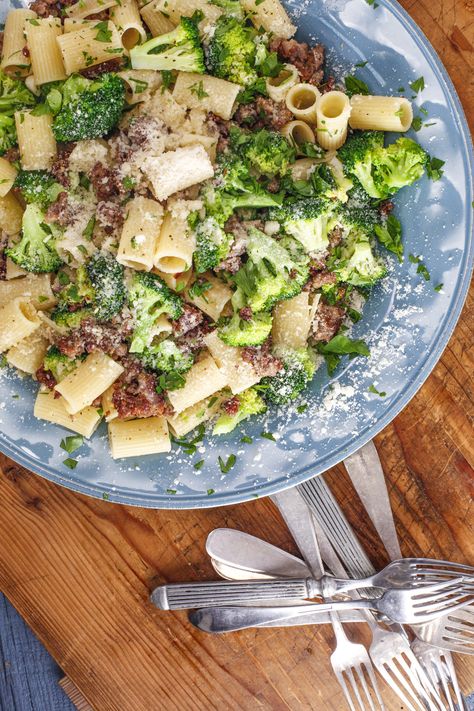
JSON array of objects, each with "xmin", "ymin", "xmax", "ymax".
[{"xmin": 150, "ymin": 577, "xmax": 322, "ymax": 610}]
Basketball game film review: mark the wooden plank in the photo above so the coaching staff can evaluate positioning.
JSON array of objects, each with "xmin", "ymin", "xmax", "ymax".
[{"xmin": 0, "ymin": 2, "xmax": 473, "ymax": 709}]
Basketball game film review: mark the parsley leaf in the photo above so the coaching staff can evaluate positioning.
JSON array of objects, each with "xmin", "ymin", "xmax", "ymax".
[
  {"xmin": 94, "ymin": 21, "xmax": 112, "ymax": 42},
  {"xmin": 218, "ymin": 454, "xmax": 236, "ymax": 473},
  {"xmin": 240, "ymin": 435, "xmax": 253, "ymax": 444},
  {"xmin": 368, "ymin": 384, "xmax": 386, "ymax": 397},
  {"xmin": 344, "ymin": 75, "xmax": 370, "ymax": 97},
  {"xmin": 260, "ymin": 431, "xmax": 276, "ymax": 441},
  {"xmin": 411, "ymin": 116, "xmax": 422, "ymax": 132},
  {"xmin": 409, "ymin": 253, "xmax": 431, "ymax": 281},
  {"xmin": 237, "ymin": 77, "xmax": 267, "ymax": 105},
  {"xmin": 63, "ymin": 458, "xmax": 78, "ymax": 470},
  {"xmin": 374, "ymin": 214, "xmax": 403, "ymax": 261},
  {"xmin": 194, "ymin": 459, "xmax": 204, "ymax": 470},
  {"xmin": 189, "ymin": 81, "xmax": 209, "ymax": 100},
  {"xmin": 434, "ymin": 283, "xmax": 443, "ymax": 292},
  {"xmin": 426, "ymin": 156, "xmax": 445, "ymax": 181},
  {"xmin": 409, "ymin": 76, "xmax": 425, "ymax": 94},
  {"xmin": 188, "ymin": 279, "xmax": 212, "ymax": 301},
  {"xmin": 317, "ymin": 335, "xmax": 370, "ymax": 375},
  {"xmin": 60, "ymin": 435, "xmax": 84, "ymax": 454},
  {"xmin": 207, "ymin": 489, "xmax": 215, "ymax": 495},
  {"xmin": 259, "ymin": 51, "xmax": 283, "ymax": 77}
]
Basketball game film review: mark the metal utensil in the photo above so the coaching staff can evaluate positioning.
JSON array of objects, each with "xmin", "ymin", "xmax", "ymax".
[
  {"xmin": 151, "ymin": 558, "xmax": 474, "ymax": 610},
  {"xmin": 415, "ymin": 608, "xmax": 474, "ymax": 654},
  {"xmin": 412, "ymin": 639, "xmax": 466, "ymax": 711},
  {"xmin": 272, "ymin": 487, "xmax": 385, "ymax": 711},
  {"xmin": 189, "ymin": 577, "xmax": 473, "ymax": 631}
]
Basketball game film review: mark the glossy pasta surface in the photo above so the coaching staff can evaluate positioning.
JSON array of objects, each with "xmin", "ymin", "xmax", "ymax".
[{"xmin": 0, "ymin": 0, "xmax": 434, "ymax": 463}]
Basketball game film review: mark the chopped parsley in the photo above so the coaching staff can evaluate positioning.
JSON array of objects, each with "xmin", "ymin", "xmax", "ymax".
[
  {"xmin": 344, "ymin": 75, "xmax": 370, "ymax": 97},
  {"xmin": 317, "ymin": 335, "xmax": 370, "ymax": 375},
  {"xmin": 368, "ymin": 384, "xmax": 386, "ymax": 397},
  {"xmin": 102, "ymin": 492, "xmax": 110, "ymax": 500},
  {"xmin": 166, "ymin": 488, "xmax": 177, "ymax": 495},
  {"xmin": 297, "ymin": 403, "xmax": 308, "ymax": 413},
  {"xmin": 188, "ymin": 279, "xmax": 212, "ymax": 301},
  {"xmin": 94, "ymin": 21, "xmax": 112, "ymax": 43},
  {"xmin": 218, "ymin": 454, "xmax": 236, "ymax": 473},
  {"xmin": 189, "ymin": 81, "xmax": 209, "ymax": 100},
  {"xmin": 63, "ymin": 458, "xmax": 78, "ymax": 470},
  {"xmin": 426, "ymin": 156, "xmax": 445, "ymax": 181},
  {"xmin": 409, "ymin": 253, "xmax": 431, "ymax": 281},
  {"xmin": 409, "ymin": 76, "xmax": 425, "ymax": 94},
  {"xmin": 260, "ymin": 431, "xmax": 276, "ymax": 441},
  {"xmin": 194, "ymin": 459, "xmax": 204, "ymax": 470},
  {"xmin": 365, "ymin": 0, "xmax": 379, "ymax": 6},
  {"xmin": 434, "ymin": 283, "xmax": 443, "ymax": 292},
  {"xmin": 411, "ymin": 116, "xmax": 422, "ymax": 132},
  {"xmin": 207, "ymin": 489, "xmax": 215, "ymax": 496},
  {"xmin": 374, "ymin": 214, "xmax": 403, "ymax": 261},
  {"xmin": 240, "ymin": 435, "xmax": 253, "ymax": 444},
  {"xmin": 355, "ymin": 60, "xmax": 368, "ymax": 68},
  {"xmin": 60, "ymin": 435, "xmax": 84, "ymax": 454}
]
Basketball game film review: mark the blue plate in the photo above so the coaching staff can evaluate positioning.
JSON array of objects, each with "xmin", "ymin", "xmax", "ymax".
[{"xmin": 0, "ymin": 0, "xmax": 472, "ymax": 508}]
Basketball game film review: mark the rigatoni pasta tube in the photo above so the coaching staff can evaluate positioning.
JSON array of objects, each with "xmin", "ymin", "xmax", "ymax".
[
  {"xmin": 6, "ymin": 330, "xmax": 49, "ymax": 374},
  {"xmin": 153, "ymin": 211, "xmax": 195, "ymax": 274},
  {"xmin": 281, "ymin": 121, "xmax": 315, "ymax": 152},
  {"xmin": 0, "ymin": 298, "xmax": 40, "ymax": 352},
  {"xmin": 34, "ymin": 390, "xmax": 102, "ymax": 438},
  {"xmin": 186, "ymin": 274, "xmax": 232, "ymax": 323},
  {"xmin": 0, "ymin": 273, "xmax": 56, "ymax": 309},
  {"xmin": 166, "ymin": 355, "xmax": 227, "ymax": 413},
  {"xmin": 154, "ymin": 268, "xmax": 193, "ymax": 292},
  {"xmin": 286, "ymin": 84, "xmax": 321, "ymax": 125},
  {"xmin": 57, "ymin": 23, "xmax": 124, "ymax": 75},
  {"xmin": 173, "ymin": 72, "xmax": 241, "ymax": 121},
  {"xmin": 290, "ymin": 158, "xmax": 320, "ymax": 181},
  {"xmin": 241, "ymin": 0, "xmax": 295, "ymax": 38},
  {"xmin": 5, "ymin": 258, "xmax": 27, "ymax": 280},
  {"xmin": 168, "ymin": 392, "xmax": 225, "ymax": 438},
  {"xmin": 118, "ymin": 69, "xmax": 162, "ymax": 104},
  {"xmin": 111, "ymin": 0, "xmax": 146, "ymax": 49},
  {"xmin": 316, "ymin": 91, "xmax": 351, "ymax": 150},
  {"xmin": 26, "ymin": 17, "xmax": 66, "ymax": 85},
  {"xmin": 56, "ymin": 352, "xmax": 124, "ymax": 415},
  {"xmin": 102, "ymin": 385, "xmax": 118, "ymax": 422},
  {"xmin": 66, "ymin": 0, "xmax": 119, "ymax": 19},
  {"xmin": 272, "ymin": 292, "xmax": 312, "ymax": 349},
  {"xmin": 349, "ymin": 95, "xmax": 413, "ymax": 132},
  {"xmin": 0, "ymin": 158, "xmax": 18, "ymax": 197},
  {"xmin": 117, "ymin": 196, "xmax": 163, "ymax": 271},
  {"xmin": 149, "ymin": 0, "xmax": 221, "ymax": 26},
  {"xmin": 139, "ymin": 1, "xmax": 175, "ymax": 37},
  {"xmin": 203, "ymin": 331, "xmax": 260, "ymax": 395},
  {"xmin": 15, "ymin": 111, "xmax": 57, "ymax": 170},
  {"xmin": 0, "ymin": 193, "xmax": 23, "ymax": 234},
  {"xmin": 109, "ymin": 417, "xmax": 171, "ymax": 458},
  {"xmin": 266, "ymin": 64, "xmax": 299, "ymax": 103},
  {"xmin": 1, "ymin": 9, "xmax": 36, "ymax": 76}
]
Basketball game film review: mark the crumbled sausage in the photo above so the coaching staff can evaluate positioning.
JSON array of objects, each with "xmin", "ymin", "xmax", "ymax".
[
  {"xmin": 35, "ymin": 365, "xmax": 57, "ymax": 389},
  {"xmin": 239, "ymin": 307, "xmax": 253, "ymax": 322},
  {"xmin": 96, "ymin": 200, "xmax": 124, "ymax": 234},
  {"xmin": 270, "ymin": 38, "xmax": 325, "ymax": 86},
  {"xmin": 233, "ymin": 97, "xmax": 293, "ymax": 131},
  {"xmin": 242, "ymin": 339, "xmax": 283, "ymax": 377},
  {"xmin": 80, "ymin": 58, "xmax": 123, "ymax": 79},
  {"xmin": 88, "ymin": 162, "xmax": 124, "ymax": 201},
  {"xmin": 0, "ymin": 230, "xmax": 8, "ymax": 281},
  {"xmin": 54, "ymin": 318, "xmax": 132, "ymax": 360},
  {"xmin": 222, "ymin": 396, "xmax": 240, "ymax": 416},
  {"xmin": 304, "ymin": 267, "xmax": 337, "ymax": 292},
  {"xmin": 379, "ymin": 200, "xmax": 395, "ymax": 217},
  {"xmin": 312, "ymin": 302, "xmax": 345, "ymax": 342},
  {"xmin": 45, "ymin": 192, "xmax": 76, "ymax": 227},
  {"xmin": 112, "ymin": 358, "xmax": 173, "ymax": 419},
  {"xmin": 207, "ymin": 112, "xmax": 231, "ymax": 153},
  {"xmin": 51, "ymin": 144, "xmax": 75, "ymax": 188},
  {"xmin": 171, "ymin": 304, "xmax": 204, "ymax": 337}
]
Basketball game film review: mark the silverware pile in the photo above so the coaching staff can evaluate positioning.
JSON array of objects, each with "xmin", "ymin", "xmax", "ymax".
[{"xmin": 151, "ymin": 441, "xmax": 473, "ymax": 710}]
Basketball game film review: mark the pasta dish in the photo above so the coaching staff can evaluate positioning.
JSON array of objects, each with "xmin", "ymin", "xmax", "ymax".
[{"xmin": 0, "ymin": 0, "xmax": 438, "ymax": 462}]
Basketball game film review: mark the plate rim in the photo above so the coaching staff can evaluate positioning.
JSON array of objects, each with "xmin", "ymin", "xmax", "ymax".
[{"xmin": 0, "ymin": 0, "xmax": 472, "ymax": 508}]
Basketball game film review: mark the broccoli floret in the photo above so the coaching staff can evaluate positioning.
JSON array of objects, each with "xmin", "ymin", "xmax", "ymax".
[
  {"xmin": 201, "ymin": 181, "xmax": 283, "ymax": 226},
  {"xmin": 130, "ymin": 17, "xmax": 204, "ymax": 72},
  {"xmin": 334, "ymin": 234, "xmax": 386, "ymax": 287},
  {"xmin": 338, "ymin": 131, "xmax": 385, "ymax": 199},
  {"xmin": 43, "ymin": 345, "xmax": 83, "ymax": 382},
  {"xmin": 128, "ymin": 271, "xmax": 184, "ymax": 353},
  {"xmin": 270, "ymin": 198, "xmax": 336, "ymax": 255},
  {"xmin": 50, "ymin": 303, "xmax": 94, "ymax": 328},
  {"xmin": 139, "ymin": 339, "xmax": 194, "ymax": 374},
  {"xmin": 6, "ymin": 204, "xmax": 62, "ymax": 273},
  {"xmin": 0, "ymin": 71, "xmax": 36, "ymax": 155},
  {"xmin": 218, "ymin": 310, "xmax": 273, "ymax": 347},
  {"xmin": 325, "ymin": 157, "xmax": 353, "ymax": 202},
  {"xmin": 213, "ymin": 387, "xmax": 266, "ymax": 434},
  {"xmin": 208, "ymin": 0, "xmax": 244, "ymax": 20},
  {"xmin": 262, "ymin": 347, "xmax": 316, "ymax": 404},
  {"xmin": 206, "ymin": 17, "xmax": 257, "ymax": 86},
  {"xmin": 233, "ymin": 228, "xmax": 309, "ymax": 312},
  {"xmin": 86, "ymin": 251, "xmax": 126, "ymax": 321},
  {"xmin": 337, "ymin": 200, "xmax": 379, "ymax": 234},
  {"xmin": 372, "ymin": 137, "xmax": 428, "ymax": 196},
  {"xmin": 193, "ymin": 216, "xmax": 233, "ymax": 273},
  {"xmin": 52, "ymin": 73, "xmax": 125, "ymax": 142},
  {"xmin": 238, "ymin": 129, "xmax": 296, "ymax": 177},
  {"xmin": 13, "ymin": 170, "xmax": 64, "ymax": 209}
]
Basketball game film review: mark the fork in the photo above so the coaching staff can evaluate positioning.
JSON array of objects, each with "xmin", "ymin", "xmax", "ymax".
[
  {"xmin": 151, "ymin": 559, "xmax": 474, "ymax": 610},
  {"xmin": 189, "ymin": 577, "xmax": 474, "ymax": 631},
  {"xmin": 415, "ymin": 607, "xmax": 474, "ymax": 654},
  {"xmin": 273, "ymin": 487, "xmax": 385, "ymax": 711},
  {"xmin": 411, "ymin": 639, "xmax": 466, "ymax": 710},
  {"xmin": 298, "ymin": 474, "xmax": 458, "ymax": 710}
]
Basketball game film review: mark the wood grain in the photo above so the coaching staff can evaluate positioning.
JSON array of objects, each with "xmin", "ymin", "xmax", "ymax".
[{"xmin": 0, "ymin": 1, "xmax": 474, "ymax": 709}]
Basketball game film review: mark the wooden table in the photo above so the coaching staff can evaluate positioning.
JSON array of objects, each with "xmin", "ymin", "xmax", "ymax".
[{"xmin": 1, "ymin": 2, "xmax": 473, "ymax": 709}]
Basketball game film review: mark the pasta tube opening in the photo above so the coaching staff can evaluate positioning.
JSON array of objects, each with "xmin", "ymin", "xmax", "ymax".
[
  {"xmin": 281, "ymin": 120, "xmax": 315, "ymax": 150},
  {"xmin": 286, "ymin": 84, "xmax": 321, "ymax": 124},
  {"xmin": 316, "ymin": 90, "xmax": 351, "ymax": 150}
]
